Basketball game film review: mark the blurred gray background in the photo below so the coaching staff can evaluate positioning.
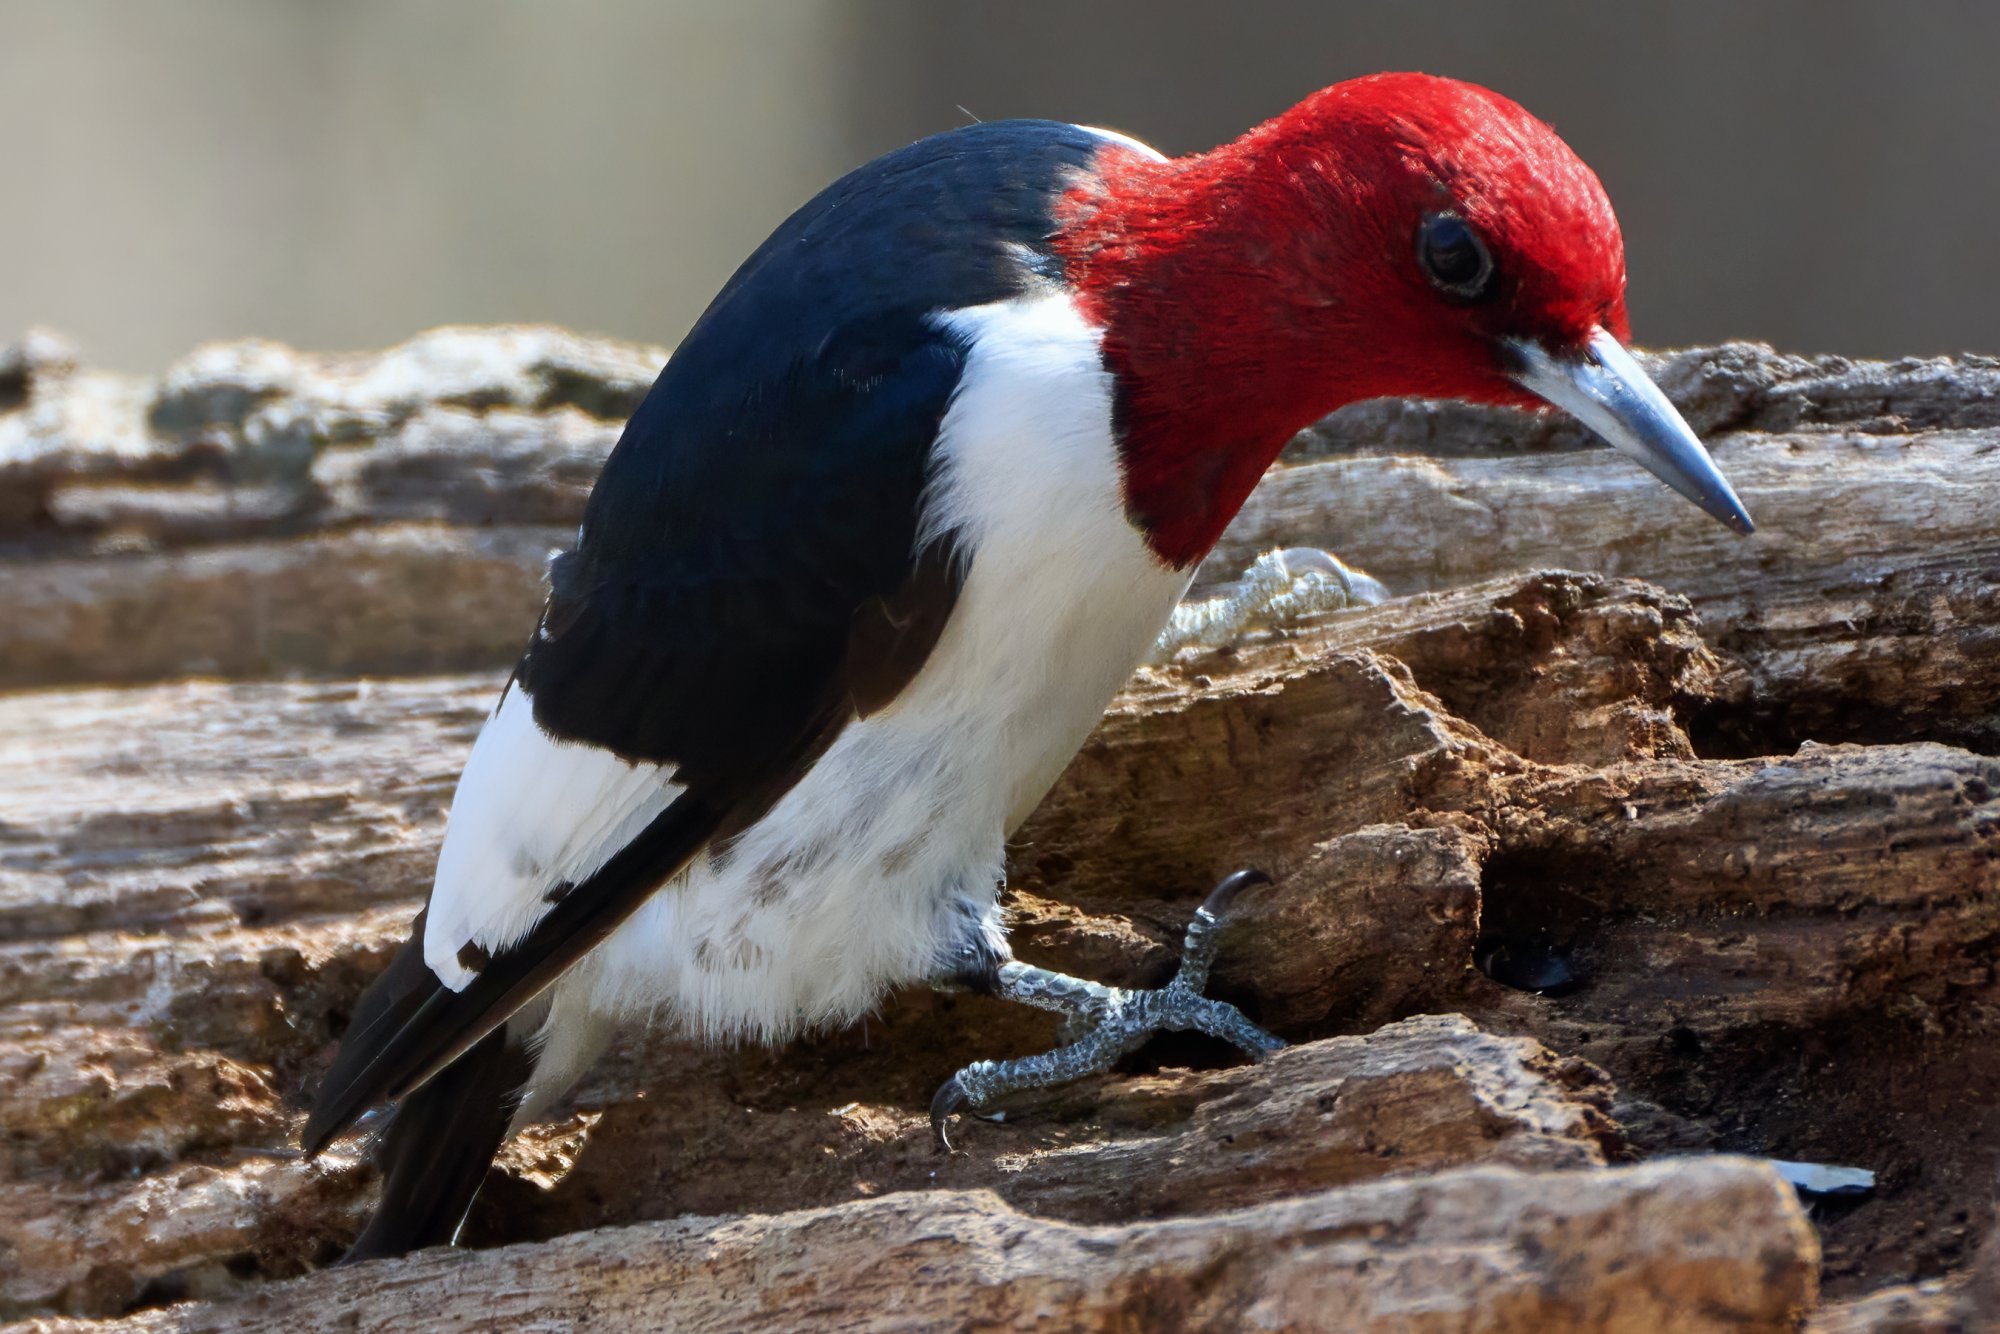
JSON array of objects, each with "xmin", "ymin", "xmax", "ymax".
[{"xmin": 4, "ymin": 1, "xmax": 1993, "ymax": 371}]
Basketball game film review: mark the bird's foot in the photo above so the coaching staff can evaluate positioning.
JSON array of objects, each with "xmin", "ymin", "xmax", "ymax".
[
  {"xmin": 930, "ymin": 869, "xmax": 1283, "ymax": 1151},
  {"xmin": 1151, "ymin": 547, "xmax": 1389, "ymax": 659}
]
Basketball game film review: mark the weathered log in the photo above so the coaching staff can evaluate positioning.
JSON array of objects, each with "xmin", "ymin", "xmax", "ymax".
[
  {"xmin": 1805, "ymin": 1220, "xmax": 1998, "ymax": 1332},
  {"xmin": 482, "ymin": 1015, "xmax": 1616, "ymax": 1249},
  {"xmin": 6, "ymin": 1161, "xmax": 1816, "ymax": 1334},
  {"xmin": 6, "ymin": 332, "xmax": 2000, "ymax": 724},
  {"xmin": 1, "ymin": 326, "xmax": 645, "ymax": 688},
  {"xmin": 1, "ymin": 568, "xmax": 1990, "ymax": 1320},
  {"xmin": 1212, "ymin": 345, "xmax": 2000, "ymax": 756},
  {"xmin": 4, "ymin": 329, "xmax": 1996, "ymax": 1326}
]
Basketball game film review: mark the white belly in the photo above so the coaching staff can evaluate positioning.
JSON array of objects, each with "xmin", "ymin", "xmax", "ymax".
[{"xmin": 545, "ymin": 292, "xmax": 1188, "ymax": 1060}]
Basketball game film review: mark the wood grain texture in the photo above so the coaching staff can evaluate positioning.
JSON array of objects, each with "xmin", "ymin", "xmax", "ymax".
[
  {"xmin": 9, "ymin": 1163, "xmax": 1815, "ymax": 1334},
  {"xmin": 4, "ymin": 331, "xmax": 1997, "ymax": 1327}
]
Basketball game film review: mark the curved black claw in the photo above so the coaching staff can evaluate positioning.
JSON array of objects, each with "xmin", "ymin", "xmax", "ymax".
[
  {"xmin": 1201, "ymin": 867, "xmax": 1271, "ymax": 919},
  {"xmin": 930, "ymin": 1073, "xmax": 970, "ymax": 1153},
  {"xmin": 927, "ymin": 870, "xmax": 1283, "ymax": 1153}
]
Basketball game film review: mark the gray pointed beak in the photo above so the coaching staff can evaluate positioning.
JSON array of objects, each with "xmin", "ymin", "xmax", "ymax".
[{"xmin": 1504, "ymin": 327, "xmax": 1754, "ymax": 535}]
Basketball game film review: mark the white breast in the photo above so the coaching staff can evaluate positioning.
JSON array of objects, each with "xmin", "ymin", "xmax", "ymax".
[{"xmin": 550, "ymin": 291, "xmax": 1189, "ymax": 1056}]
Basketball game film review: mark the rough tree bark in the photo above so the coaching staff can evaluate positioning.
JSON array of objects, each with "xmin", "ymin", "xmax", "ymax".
[{"xmin": 2, "ymin": 329, "xmax": 1995, "ymax": 1331}]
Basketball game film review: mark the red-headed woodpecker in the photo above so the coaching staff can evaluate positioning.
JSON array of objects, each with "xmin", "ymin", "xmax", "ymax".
[{"xmin": 304, "ymin": 72, "xmax": 1753, "ymax": 1259}]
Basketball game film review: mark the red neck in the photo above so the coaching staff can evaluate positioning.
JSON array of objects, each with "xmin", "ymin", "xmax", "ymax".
[{"xmin": 1055, "ymin": 136, "xmax": 1358, "ymax": 569}]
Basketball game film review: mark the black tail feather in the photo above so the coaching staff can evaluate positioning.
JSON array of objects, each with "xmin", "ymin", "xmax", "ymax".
[
  {"xmin": 340, "ymin": 1022, "xmax": 533, "ymax": 1263},
  {"xmin": 304, "ymin": 794, "xmax": 729, "ymax": 1159},
  {"xmin": 304, "ymin": 784, "xmax": 741, "ymax": 1263},
  {"xmin": 304, "ymin": 920, "xmax": 438, "ymax": 1157}
]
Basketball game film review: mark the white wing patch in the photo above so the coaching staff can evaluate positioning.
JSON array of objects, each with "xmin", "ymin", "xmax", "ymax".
[{"xmin": 423, "ymin": 683, "xmax": 681, "ymax": 991}]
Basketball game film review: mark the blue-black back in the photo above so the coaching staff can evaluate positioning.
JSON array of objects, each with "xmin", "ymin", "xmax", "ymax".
[{"xmin": 524, "ymin": 118, "xmax": 1114, "ymax": 787}]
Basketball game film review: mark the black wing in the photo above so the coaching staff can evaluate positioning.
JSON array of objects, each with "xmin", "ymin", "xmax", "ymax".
[{"xmin": 305, "ymin": 120, "xmax": 1114, "ymax": 1154}]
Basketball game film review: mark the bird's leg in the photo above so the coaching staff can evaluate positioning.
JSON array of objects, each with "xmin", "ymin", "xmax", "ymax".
[{"xmin": 930, "ymin": 869, "xmax": 1283, "ymax": 1151}]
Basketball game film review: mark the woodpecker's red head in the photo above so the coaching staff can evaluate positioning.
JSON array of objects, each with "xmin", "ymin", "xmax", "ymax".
[{"xmin": 1058, "ymin": 72, "xmax": 1752, "ymax": 567}]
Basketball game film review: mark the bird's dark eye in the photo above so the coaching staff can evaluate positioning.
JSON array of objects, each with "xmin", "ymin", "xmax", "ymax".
[{"xmin": 1417, "ymin": 212, "xmax": 1496, "ymax": 302}]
